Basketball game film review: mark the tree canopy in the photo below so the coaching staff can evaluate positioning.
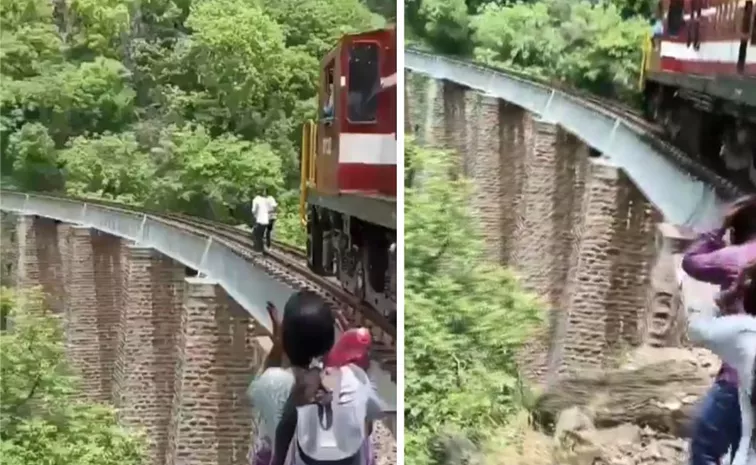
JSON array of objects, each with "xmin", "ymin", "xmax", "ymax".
[
  {"xmin": 1, "ymin": 0, "xmax": 393, "ymax": 245},
  {"xmin": 407, "ymin": 0, "xmax": 652, "ymax": 102},
  {"xmin": 0, "ymin": 287, "xmax": 146, "ymax": 465},
  {"xmin": 404, "ymin": 140, "xmax": 544, "ymax": 465}
]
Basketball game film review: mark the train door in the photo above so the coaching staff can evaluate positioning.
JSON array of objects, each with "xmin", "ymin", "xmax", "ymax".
[
  {"xmin": 316, "ymin": 57, "xmax": 341, "ymax": 195},
  {"xmin": 738, "ymin": 0, "xmax": 754, "ymax": 73}
]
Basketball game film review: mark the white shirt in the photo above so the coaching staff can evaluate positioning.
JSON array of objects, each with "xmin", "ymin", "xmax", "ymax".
[
  {"xmin": 266, "ymin": 196, "xmax": 278, "ymax": 220},
  {"xmin": 687, "ymin": 304, "xmax": 756, "ymax": 465},
  {"xmin": 248, "ymin": 367, "xmax": 295, "ymax": 450},
  {"xmin": 253, "ymin": 195, "xmax": 269, "ymax": 225}
]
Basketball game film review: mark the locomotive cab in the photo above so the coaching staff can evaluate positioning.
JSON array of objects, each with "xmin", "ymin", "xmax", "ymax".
[{"xmin": 299, "ymin": 28, "xmax": 397, "ymax": 326}]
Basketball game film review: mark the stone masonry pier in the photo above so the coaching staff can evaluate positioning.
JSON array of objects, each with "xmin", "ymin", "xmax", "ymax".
[
  {"xmin": 1, "ymin": 213, "xmax": 269, "ymax": 465},
  {"xmin": 406, "ymin": 73, "xmax": 666, "ymax": 383}
]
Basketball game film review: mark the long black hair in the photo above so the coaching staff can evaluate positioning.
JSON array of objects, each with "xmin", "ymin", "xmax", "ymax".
[
  {"xmin": 281, "ymin": 290, "xmax": 335, "ymax": 368},
  {"xmin": 729, "ymin": 196, "xmax": 756, "ymax": 245},
  {"xmin": 273, "ymin": 291, "xmax": 337, "ymax": 465}
]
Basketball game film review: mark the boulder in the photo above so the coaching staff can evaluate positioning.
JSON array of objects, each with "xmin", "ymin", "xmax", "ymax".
[{"xmin": 535, "ymin": 352, "xmax": 712, "ymax": 437}]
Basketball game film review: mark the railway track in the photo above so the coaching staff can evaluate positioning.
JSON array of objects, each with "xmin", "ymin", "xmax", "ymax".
[{"xmin": 158, "ymin": 212, "xmax": 397, "ymax": 376}]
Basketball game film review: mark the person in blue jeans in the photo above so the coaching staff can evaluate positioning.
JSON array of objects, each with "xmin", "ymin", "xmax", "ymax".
[
  {"xmin": 683, "ymin": 196, "xmax": 756, "ymax": 464},
  {"xmin": 687, "ymin": 259, "xmax": 756, "ymax": 465},
  {"xmin": 690, "ymin": 381, "xmax": 741, "ymax": 465}
]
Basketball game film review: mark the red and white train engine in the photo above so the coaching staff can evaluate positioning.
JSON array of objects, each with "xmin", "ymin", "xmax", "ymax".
[
  {"xmin": 299, "ymin": 28, "xmax": 397, "ymax": 325},
  {"xmin": 642, "ymin": 0, "xmax": 756, "ymax": 188}
]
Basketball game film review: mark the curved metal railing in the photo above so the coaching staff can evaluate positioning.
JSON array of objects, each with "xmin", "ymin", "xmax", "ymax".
[{"xmin": 405, "ymin": 48, "xmax": 746, "ymax": 230}]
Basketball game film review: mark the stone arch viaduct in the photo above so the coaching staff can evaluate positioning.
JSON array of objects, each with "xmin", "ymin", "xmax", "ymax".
[
  {"xmin": 405, "ymin": 50, "xmax": 743, "ymax": 383},
  {"xmin": 0, "ymin": 192, "xmax": 397, "ymax": 465}
]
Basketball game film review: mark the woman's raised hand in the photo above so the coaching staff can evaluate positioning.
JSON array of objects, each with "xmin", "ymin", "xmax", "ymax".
[{"xmin": 266, "ymin": 301, "xmax": 281, "ymax": 341}]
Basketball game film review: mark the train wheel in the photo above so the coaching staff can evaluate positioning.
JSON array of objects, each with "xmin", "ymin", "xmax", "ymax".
[{"xmin": 307, "ymin": 209, "xmax": 326, "ymax": 275}]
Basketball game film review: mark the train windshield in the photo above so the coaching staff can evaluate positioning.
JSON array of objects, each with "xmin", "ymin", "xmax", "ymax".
[{"xmin": 347, "ymin": 42, "xmax": 380, "ymax": 123}]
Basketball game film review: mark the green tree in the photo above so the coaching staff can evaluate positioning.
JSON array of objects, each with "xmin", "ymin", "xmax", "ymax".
[
  {"xmin": 148, "ymin": 124, "xmax": 284, "ymax": 220},
  {"xmin": 58, "ymin": 131, "xmax": 156, "ymax": 204},
  {"xmin": 404, "ymin": 141, "xmax": 544, "ymax": 465},
  {"xmin": 418, "ymin": 0, "xmax": 472, "ymax": 55},
  {"xmin": 0, "ymin": 0, "xmax": 382, "ymax": 248},
  {"xmin": 470, "ymin": 0, "xmax": 647, "ymax": 101},
  {"xmin": 6, "ymin": 122, "xmax": 62, "ymax": 191},
  {"xmin": 0, "ymin": 287, "xmax": 146, "ymax": 465},
  {"xmin": 262, "ymin": 0, "xmax": 378, "ymax": 58}
]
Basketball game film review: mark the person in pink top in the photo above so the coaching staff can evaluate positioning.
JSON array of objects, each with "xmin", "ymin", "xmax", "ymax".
[{"xmin": 682, "ymin": 195, "xmax": 756, "ymax": 465}]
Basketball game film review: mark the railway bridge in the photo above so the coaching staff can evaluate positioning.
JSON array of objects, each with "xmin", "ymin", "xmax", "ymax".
[
  {"xmin": 405, "ymin": 50, "xmax": 746, "ymax": 384},
  {"xmin": 0, "ymin": 192, "xmax": 397, "ymax": 465}
]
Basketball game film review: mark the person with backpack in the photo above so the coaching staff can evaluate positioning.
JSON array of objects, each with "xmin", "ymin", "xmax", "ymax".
[
  {"xmin": 687, "ymin": 259, "xmax": 756, "ymax": 465},
  {"xmin": 248, "ymin": 293, "xmax": 378, "ymax": 465},
  {"xmin": 683, "ymin": 196, "xmax": 756, "ymax": 465},
  {"xmin": 271, "ymin": 290, "xmax": 386, "ymax": 465}
]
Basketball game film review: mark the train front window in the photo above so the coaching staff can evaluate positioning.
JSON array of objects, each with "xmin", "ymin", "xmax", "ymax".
[
  {"xmin": 667, "ymin": 0, "xmax": 685, "ymax": 35},
  {"xmin": 347, "ymin": 42, "xmax": 380, "ymax": 124}
]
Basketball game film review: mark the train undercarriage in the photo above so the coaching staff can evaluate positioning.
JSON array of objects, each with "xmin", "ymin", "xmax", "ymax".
[
  {"xmin": 306, "ymin": 204, "xmax": 397, "ymax": 326},
  {"xmin": 643, "ymin": 81, "xmax": 756, "ymax": 190}
]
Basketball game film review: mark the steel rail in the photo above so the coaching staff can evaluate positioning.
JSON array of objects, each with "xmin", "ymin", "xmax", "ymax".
[
  {"xmin": 0, "ymin": 190, "xmax": 397, "ymax": 411},
  {"xmin": 406, "ymin": 48, "xmax": 748, "ymax": 230}
]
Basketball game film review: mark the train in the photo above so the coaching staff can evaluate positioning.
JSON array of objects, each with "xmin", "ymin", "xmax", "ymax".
[
  {"xmin": 299, "ymin": 27, "xmax": 397, "ymax": 325},
  {"xmin": 641, "ymin": 0, "xmax": 756, "ymax": 189}
]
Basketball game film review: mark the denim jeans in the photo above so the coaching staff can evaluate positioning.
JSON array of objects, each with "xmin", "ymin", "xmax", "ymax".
[{"xmin": 690, "ymin": 380, "xmax": 741, "ymax": 465}]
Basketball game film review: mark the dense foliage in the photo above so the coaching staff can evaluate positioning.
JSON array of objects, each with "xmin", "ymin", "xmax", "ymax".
[
  {"xmin": 0, "ymin": 287, "xmax": 146, "ymax": 465},
  {"xmin": 1, "ymin": 0, "xmax": 391, "ymax": 245},
  {"xmin": 404, "ymin": 141, "xmax": 544, "ymax": 465},
  {"xmin": 406, "ymin": 0, "xmax": 652, "ymax": 102}
]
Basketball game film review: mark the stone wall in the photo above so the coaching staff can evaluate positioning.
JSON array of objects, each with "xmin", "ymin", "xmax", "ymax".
[
  {"xmin": 407, "ymin": 74, "xmax": 657, "ymax": 383},
  {"xmin": 8, "ymin": 215, "xmax": 267, "ymax": 465}
]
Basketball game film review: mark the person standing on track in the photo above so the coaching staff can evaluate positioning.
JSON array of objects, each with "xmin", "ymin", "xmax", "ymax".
[
  {"xmin": 683, "ymin": 195, "xmax": 756, "ymax": 465},
  {"xmin": 252, "ymin": 190, "xmax": 271, "ymax": 252},
  {"xmin": 266, "ymin": 193, "xmax": 278, "ymax": 249}
]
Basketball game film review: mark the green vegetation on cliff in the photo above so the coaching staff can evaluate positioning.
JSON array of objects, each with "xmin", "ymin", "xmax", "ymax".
[
  {"xmin": 406, "ymin": 0, "xmax": 652, "ymax": 102},
  {"xmin": 0, "ymin": 287, "xmax": 146, "ymax": 465},
  {"xmin": 404, "ymin": 140, "xmax": 544, "ymax": 465},
  {"xmin": 1, "ymin": 0, "xmax": 393, "ymax": 246}
]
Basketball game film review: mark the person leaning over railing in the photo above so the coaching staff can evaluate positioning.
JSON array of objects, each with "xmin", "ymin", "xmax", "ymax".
[
  {"xmin": 248, "ymin": 303, "xmax": 293, "ymax": 465},
  {"xmin": 682, "ymin": 196, "xmax": 756, "ymax": 465},
  {"xmin": 687, "ymin": 259, "xmax": 756, "ymax": 465}
]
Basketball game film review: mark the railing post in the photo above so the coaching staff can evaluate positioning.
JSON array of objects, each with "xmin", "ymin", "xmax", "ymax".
[
  {"xmin": 607, "ymin": 118, "xmax": 621, "ymax": 147},
  {"xmin": 198, "ymin": 236, "xmax": 213, "ymax": 276},
  {"xmin": 137, "ymin": 214, "xmax": 148, "ymax": 243},
  {"xmin": 542, "ymin": 89, "xmax": 556, "ymax": 117}
]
